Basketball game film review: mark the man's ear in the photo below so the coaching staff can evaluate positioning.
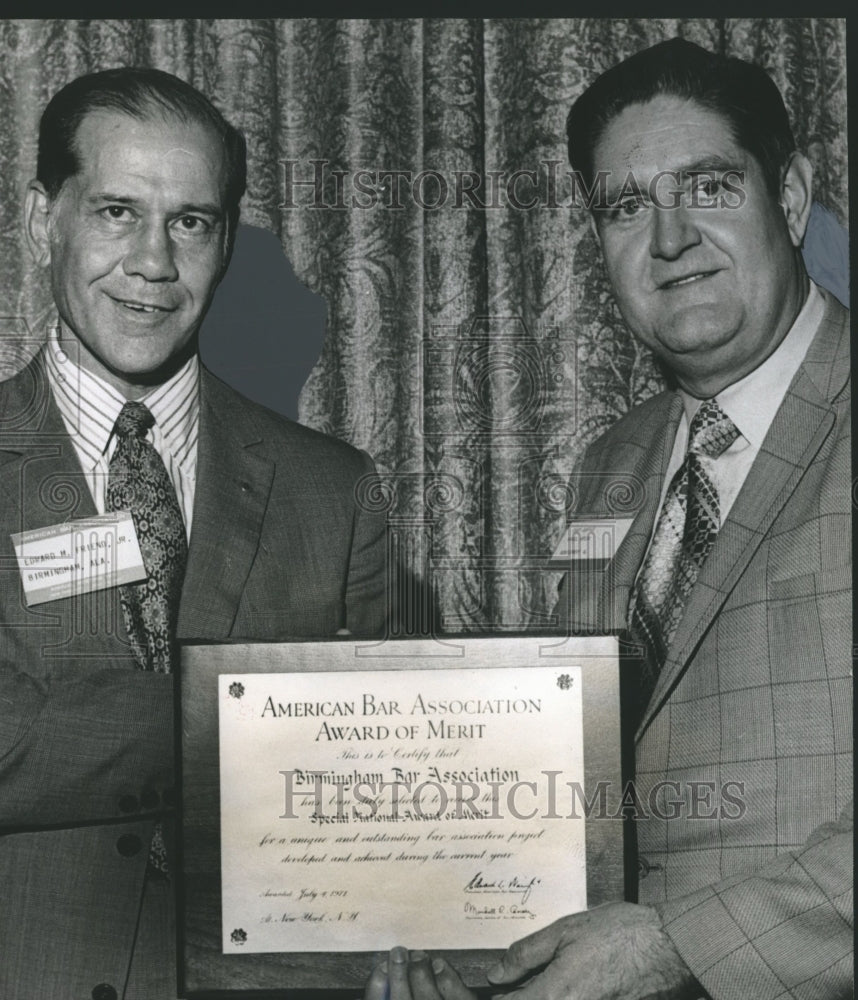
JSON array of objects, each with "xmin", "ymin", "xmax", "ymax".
[
  {"xmin": 779, "ymin": 152, "xmax": 813, "ymax": 248},
  {"xmin": 24, "ymin": 180, "xmax": 53, "ymax": 267}
]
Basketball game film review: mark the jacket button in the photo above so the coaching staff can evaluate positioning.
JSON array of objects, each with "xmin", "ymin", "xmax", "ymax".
[
  {"xmin": 140, "ymin": 786, "xmax": 160, "ymax": 810},
  {"xmin": 638, "ymin": 856, "xmax": 663, "ymax": 879},
  {"xmin": 118, "ymin": 794, "xmax": 139, "ymax": 813},
  {"xmin": 92, "ymin": 984, "xmax": 118, "ymax": 1000},
  {"xmin": 116, "ymin": 833, "xmax": 142, "ymax": 857}
]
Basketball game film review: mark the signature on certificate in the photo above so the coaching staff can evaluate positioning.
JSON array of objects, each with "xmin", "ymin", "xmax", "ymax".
[{"xmin": 463, "ymin": 871, "xmax": 542, "ymax": 904}]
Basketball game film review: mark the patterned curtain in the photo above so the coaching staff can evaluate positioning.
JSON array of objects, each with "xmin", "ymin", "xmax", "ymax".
[{"xmin": 0, "ymin": 18, "xmax": 847, "ymax": 631}]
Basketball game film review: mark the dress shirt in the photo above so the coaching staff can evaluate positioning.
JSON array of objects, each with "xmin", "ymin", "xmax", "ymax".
[
  {"xmin": 657, "ymin": 281, "xmax": 824, "ymax": 523},
  {"xmin": 43, "ymin": 326, "xmax": 199, "ymax": 539}
]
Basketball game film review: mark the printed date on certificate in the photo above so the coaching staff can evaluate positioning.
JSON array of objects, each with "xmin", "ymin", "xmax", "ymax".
[{"xmin": 219, "ymin": 664, "xmax": 588, "ymax": 953}]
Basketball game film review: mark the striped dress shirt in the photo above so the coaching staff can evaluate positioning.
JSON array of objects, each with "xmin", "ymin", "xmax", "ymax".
[{"xmin": 43, "ymin": 327, "xmax": 199, "ymax": 539}]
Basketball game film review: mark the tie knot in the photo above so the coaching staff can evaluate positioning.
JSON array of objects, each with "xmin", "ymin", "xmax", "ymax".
[
  {"xmin": 114, "ymin": 401, "xmax": 155, "ymax": 440},
  {"xmin": 688, "ymin": 399, "xmax": 739, "ymax": 458}
]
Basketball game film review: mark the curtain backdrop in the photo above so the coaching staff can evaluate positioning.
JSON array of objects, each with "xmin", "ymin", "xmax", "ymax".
[{"xmin": 0, "ymin": 18, "xmax": 847, "ymax": 631}]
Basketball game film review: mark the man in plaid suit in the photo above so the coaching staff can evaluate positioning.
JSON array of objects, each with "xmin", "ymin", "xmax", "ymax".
[{"xmin": 367, "ymin": 38, "xmax": 851, "ymax": 1000}]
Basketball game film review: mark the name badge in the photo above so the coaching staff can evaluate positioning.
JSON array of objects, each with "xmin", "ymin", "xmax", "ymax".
[
  {"xmin": 12, "ymin": 512, "xmax": 146, "ymax": 606},
  {"xmin": 549, "ymin": 517, "xmax": 634, "ymax": 565}
]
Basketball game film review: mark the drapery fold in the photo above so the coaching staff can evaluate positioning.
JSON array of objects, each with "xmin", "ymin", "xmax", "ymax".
[{"xmin": 0, "ymin": 18, "xmax": 846, "ymax": 629}]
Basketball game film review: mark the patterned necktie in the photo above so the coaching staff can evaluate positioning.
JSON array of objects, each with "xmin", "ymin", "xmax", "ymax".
[
  {"xmin": 106, "ymin": 401, "xmax": 188, "ymax": 673},
  {"xmin": 629, "ymin": 399, "xmax": 739, "ymax": 712},
  {"xmin": 106, "ymin": 401, "xmax": 188, "ymax": 878}
]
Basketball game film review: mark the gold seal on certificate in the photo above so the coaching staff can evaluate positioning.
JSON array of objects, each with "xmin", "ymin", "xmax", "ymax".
[{"xmin": 180, "ymin": 635, "xmax": 629, "ymax": 992}]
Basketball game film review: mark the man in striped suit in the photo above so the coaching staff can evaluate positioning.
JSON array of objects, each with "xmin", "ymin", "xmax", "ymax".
[{"xmin": 0, "ymin": 68, "xmax": 386, "ymax": 999}]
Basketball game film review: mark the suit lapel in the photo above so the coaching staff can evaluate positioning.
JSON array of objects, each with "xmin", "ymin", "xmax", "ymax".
[
  {"xmin": 0, "ymin": 358, "xmax": 99, "ymax": 529},
  {"xmin": 1, "ymin": 362, "xmax": 277, "ymax": 641},
  {"xmin": 638, "ymin": 292, "xmax": 849, "ymax": 734},
  {"xmin": 598, "ymin": 393, "xmax": 683, "ymax": 630},
  {"xmin": 177, "ymin": 369, "xmax": 275, "ymax": 638},
  {"xmin": 0, "ymin": 359, "xmax": 134, "ymax": 663}
]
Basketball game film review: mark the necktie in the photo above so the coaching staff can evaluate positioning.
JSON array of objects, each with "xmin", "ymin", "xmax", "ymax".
[
  {"xmin": 106, "ymin": 401, "xmax": 188, "ymax": 878},
  {"xmin": 106, "ymin": 402, "xmax": 188, "ymax": 673},
  {"xmin": 629, "ymin": 399, "xmax": 739, "ymax": 712}
]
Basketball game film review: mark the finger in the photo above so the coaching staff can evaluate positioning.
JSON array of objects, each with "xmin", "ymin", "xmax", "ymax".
[
  {"xmin": 387, "ymin": 945, "xmax": 413, "ymax": 1000},
  {"xmin": 431, "ymin": 956, "xmax": 478, "ymax": 1000},
  {"xmin": 491, "ymin": 978, "xmax": 544, "ymax": 1000},
  {"xmin": 486, "ymin": 921, "xmax": 565, "ymax": 984},
  {"xmin": 491, "ymin": 965, "xmax": 568, "ymax": 1000},
  {"xmin": 364, "ymin": 960, "xmax": 389, "ymax": 1000},
  {"xmin": 406, "ymin": 951, "xmax": 442, "ymax": 1000}
]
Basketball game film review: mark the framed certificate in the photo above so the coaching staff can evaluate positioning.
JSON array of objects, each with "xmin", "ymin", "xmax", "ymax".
[{"xmin": 178, "ymin": 634, "xmax": 634, "ymax": 996}]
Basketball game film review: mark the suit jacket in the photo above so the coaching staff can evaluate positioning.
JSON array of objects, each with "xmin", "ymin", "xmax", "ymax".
[
  {"xmin": 0, "ymin": 360, "xmax": 387, "ymax": 999},
  {"xmin": 559, "ymin": 289, "xmax": 852, "ymax": 999}
]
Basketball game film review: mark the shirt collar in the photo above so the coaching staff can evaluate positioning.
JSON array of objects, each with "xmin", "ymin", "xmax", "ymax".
[
  {"xmin": 679, "ymin": 281, "xmax": 824, "ymax": 448},
  {"xmin": 140, "ymin": 351, "xmax": 200, "ymax": 472},
  {"xmin": 44, "ymin": 324, "xmax": 200, "ymax": 472}
]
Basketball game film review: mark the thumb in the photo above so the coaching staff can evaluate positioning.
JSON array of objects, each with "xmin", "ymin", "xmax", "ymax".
[
  {"xmin": 486, "ymin": 922, "xmax": 563, "ymax": 984},
  {"xmin": 363, "ymin": 960, "xmax": 389, "ymax": 1000}
]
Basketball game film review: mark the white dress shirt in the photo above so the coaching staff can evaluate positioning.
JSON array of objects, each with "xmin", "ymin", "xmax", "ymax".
[
  {"xmin": 658, "ymin": 281, "xmax": 825, "ymax": 523},
  {"xmin": 43, "ymin": 326, "xmax": 200, "ymax": 539}
]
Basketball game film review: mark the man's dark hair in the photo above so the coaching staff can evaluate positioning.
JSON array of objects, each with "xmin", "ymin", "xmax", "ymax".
[
  {"xmin": 37, "ymin": 66, "xmax": 247, "ymax": 242},
  {"xmin": 566, "ymin": 38, "xmax": 796, "ymax": 198}
]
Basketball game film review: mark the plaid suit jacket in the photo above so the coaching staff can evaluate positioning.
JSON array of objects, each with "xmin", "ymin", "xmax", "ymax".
[
  {"xmin": 0, "ymin": 360, "xmax": 387, "ymax": 999},
  {"xmin": 559, "ymin": 288, "xmax": 852, "ymax": 999}
]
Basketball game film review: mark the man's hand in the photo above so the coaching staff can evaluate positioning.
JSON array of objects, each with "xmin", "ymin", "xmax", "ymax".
[
  {"xmin": 486, "ymin": 902, "xmax": 701, "ymax": 1000},
  {"xmin": 362, "ymin": 905, "xmax": 701, "ymax": 1000},
  {"xmin": 364, "ymin": 947, "xmax": 476, "ymax": 1000}
]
